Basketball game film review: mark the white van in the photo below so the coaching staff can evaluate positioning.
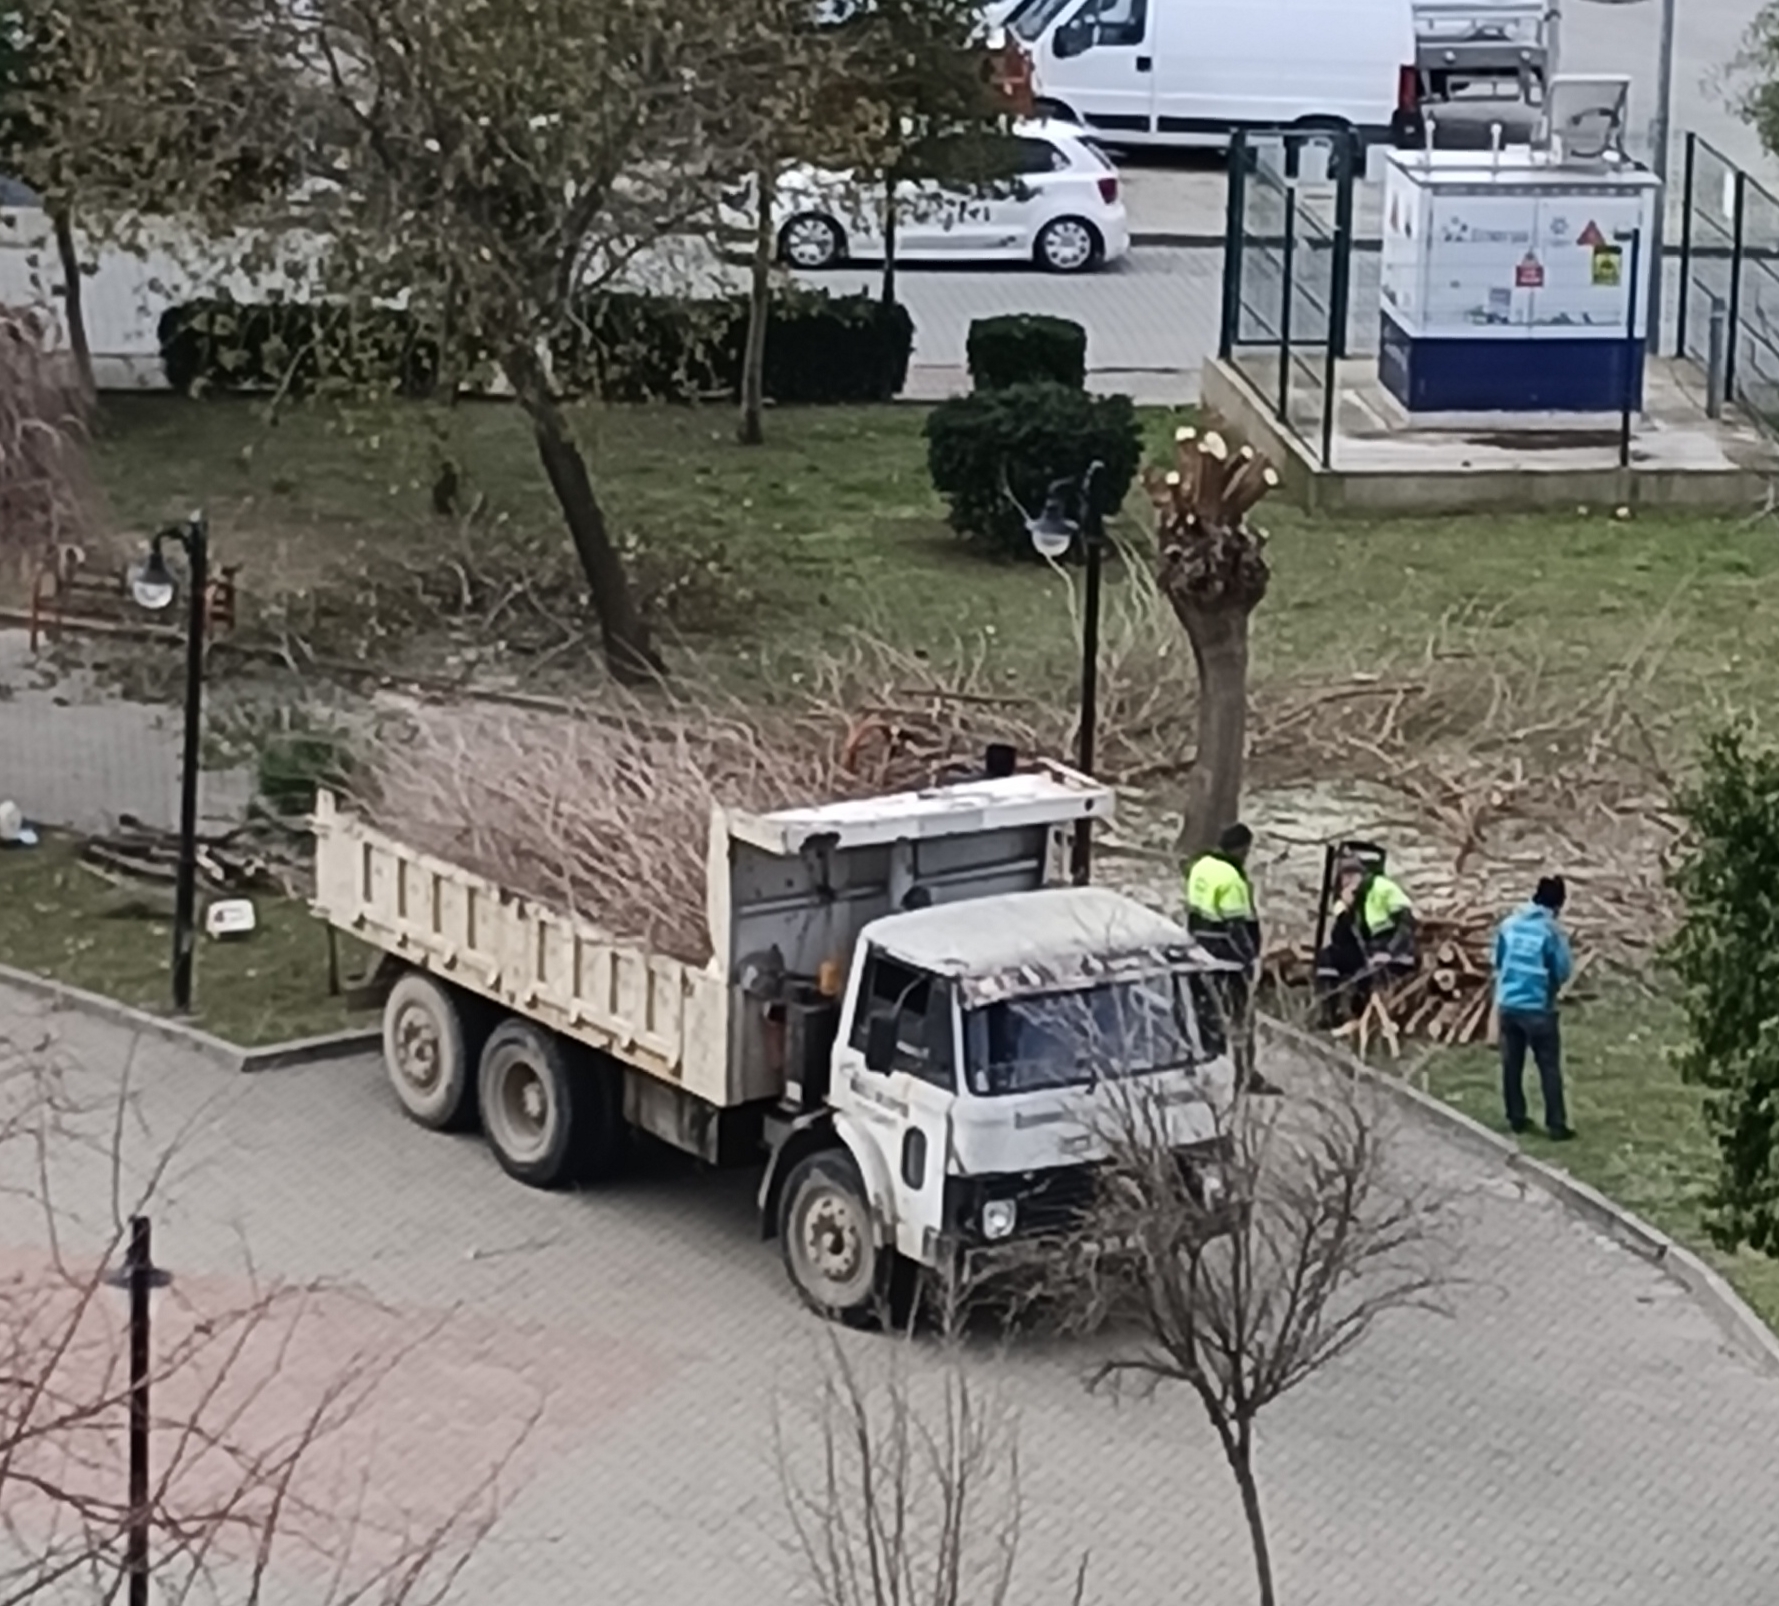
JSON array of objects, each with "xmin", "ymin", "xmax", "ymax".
[{"xmin": 1002, "ymin": 0, "xmax": 1419, "ymax": 150}]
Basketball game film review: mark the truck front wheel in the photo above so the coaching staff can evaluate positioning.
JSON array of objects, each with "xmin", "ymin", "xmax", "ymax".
[
  {"xmin": 779, "ymin": 1150, "xmax": 883, "ymax": 1325},
  {"xmin": 381, "ymin": 972, "xmax": 476, "ymax": 1131},
  {"xmin": 478, "ymin": 1020, "xmax": 614, "ymax": 1188}
]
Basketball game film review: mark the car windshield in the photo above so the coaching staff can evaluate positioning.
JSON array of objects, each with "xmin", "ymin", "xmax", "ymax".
[
  {"xmin": 961, "ymin": 972, "xmax": 1227, "ymax": 1097},
  {"xmin": 1009, "ymin": 0, "xmax": 1083, "ymax": 41}
]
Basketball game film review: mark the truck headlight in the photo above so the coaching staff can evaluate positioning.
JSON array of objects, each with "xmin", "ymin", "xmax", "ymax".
[{"xmin": 981, "ymin": 1199, "xmax": 1018, "ymax": 1241}]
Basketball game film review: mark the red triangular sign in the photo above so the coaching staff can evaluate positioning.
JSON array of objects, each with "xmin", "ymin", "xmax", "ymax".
[{"xmin": 1577, "ymin": 220, "xmax": 1606, "ymax": 247}]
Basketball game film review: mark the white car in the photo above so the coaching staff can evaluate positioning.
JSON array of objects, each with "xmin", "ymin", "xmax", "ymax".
[{"xmin": 763, "ymin": 119, "xmax": 1130, "ymax": 275}]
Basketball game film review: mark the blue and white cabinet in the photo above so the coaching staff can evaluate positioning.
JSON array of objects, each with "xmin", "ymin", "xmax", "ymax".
[{"xmin": 1377, "ymin": 150, "xmax": 1660, "ymax": 414}]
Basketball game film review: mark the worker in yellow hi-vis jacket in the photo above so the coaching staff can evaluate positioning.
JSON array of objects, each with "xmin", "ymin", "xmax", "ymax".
[{"xmin": 1183, "ymin": 823, "xmax": 1278, "ymax": 1096}]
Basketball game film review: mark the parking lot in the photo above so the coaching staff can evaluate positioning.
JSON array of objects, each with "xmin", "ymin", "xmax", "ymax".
[{"xmin": 7, "ymin": 984, "xmax": 1779, "ymax": 1606}]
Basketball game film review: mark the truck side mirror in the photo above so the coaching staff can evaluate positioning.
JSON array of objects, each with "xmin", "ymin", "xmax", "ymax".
[
  {"xmin": 1052, "ymin": 18, "xmax": 1094, "ymax": 57},
  {"xmin": 864, "ymin": 1013, "xmax": 898, "ymax": 1074}
]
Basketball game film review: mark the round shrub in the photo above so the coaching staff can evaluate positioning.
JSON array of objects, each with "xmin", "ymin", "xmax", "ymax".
[
  {"xmin": 966, "ymin": 314, "xmax": 1087, "ymax": 391},
  {"xmin": 923, "ymin": 382, "xmax": 1142, "ymax": 557}
]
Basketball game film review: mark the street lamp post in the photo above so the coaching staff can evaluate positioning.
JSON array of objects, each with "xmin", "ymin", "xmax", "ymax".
[
  {"xmin": 1025, "ymin": 460, "xmax": 1106, "ymax": 886},
  {"xmin": 103, "ymin": 1216, "xmax": 172, "ymax": 1606},
  {"xmin": 127, "ymin": 512, "xmax": 209, "ymax": 1014}
]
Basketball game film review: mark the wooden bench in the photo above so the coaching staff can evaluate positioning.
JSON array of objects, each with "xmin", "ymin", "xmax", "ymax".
[{"xmin": 28, "ymin": 544, "xmax": 240, "ymax": 650}]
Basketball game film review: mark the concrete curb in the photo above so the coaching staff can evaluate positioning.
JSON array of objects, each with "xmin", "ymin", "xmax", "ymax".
[
  {"xmin": 0, "ymin": 963, "xmax": 378, "ymax": 1074},
  {"xmin": 1260, "ymin": 1015, "xmax": 1779, "ymax": 1382}
]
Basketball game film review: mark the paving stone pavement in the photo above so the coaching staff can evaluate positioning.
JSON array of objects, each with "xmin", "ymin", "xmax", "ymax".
[{"xmin": 4, "ymin": 983, "xmax": 1778, "ymax": 1606}]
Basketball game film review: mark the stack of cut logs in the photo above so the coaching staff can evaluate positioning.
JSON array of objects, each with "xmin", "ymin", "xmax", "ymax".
[
  {"xmin": 1263, "ymin": 910, "xmax": 1518, "ymax": 1055},
  {"xmin": 78, "ymin": 816, "xmax": 298, "ymax": 895}
]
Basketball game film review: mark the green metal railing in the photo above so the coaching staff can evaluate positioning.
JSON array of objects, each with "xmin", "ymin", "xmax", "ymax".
[{"xmin": 1218, "ymin": 128, "xmax": 1361, "ymax": 469}]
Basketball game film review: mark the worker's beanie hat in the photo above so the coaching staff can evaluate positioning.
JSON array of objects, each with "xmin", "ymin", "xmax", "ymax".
[
  {"xmin": 1534, "ymin": 875, "xmax": 1567, "ymax": 911},
  {"xmin": 1218, "ymin": 822, "xmax": 1254, "ymax": 854}
]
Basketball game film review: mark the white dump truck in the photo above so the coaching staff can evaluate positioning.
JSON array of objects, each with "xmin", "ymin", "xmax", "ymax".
[{"xmin": 311, "ymin": 757, "xmax": 1237, "ymax": 1322}]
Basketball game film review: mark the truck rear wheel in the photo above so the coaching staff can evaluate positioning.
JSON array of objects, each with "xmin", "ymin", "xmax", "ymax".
[
  {"xmin": 381, "ymin": 972, "xmax": 475, "ymax": 1131},
  {"xmin": 779, "ymin": 1150, "xmax": 883, "ymax": 1325},
  {"xmin": 478, "ymin": 1020, "xmax": 623, "ymax": 1188}
]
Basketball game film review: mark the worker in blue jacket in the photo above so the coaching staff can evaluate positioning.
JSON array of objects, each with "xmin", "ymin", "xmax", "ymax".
[{"xmin": 1492, "ymin": 876, "xmax": 1576, "ymax": 1141}]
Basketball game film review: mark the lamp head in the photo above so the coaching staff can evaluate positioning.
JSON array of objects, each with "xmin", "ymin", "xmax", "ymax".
[
  {"xmin": 127, "ymin": 546, "xmax": 177, "ymax": 612},
  {"xmin": 1025, "ymin": 479, "xmax": 1079, "ymax": 560}
]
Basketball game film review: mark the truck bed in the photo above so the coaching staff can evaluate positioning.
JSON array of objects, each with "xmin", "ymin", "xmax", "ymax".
[{"xmin": 311, "ymin": 792, "xmax": 733, "ymax": 1105}]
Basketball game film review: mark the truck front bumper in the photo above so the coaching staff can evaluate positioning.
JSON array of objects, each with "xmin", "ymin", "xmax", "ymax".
[{"xmin": 941, "ymin": 1137, "xmax": 1234, "ymax": 1262}]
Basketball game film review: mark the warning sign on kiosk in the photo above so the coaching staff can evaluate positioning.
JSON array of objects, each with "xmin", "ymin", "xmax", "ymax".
[
  {"xmin": 1576, "ymin": 220, "xmax": 1608, "ymax": 247},
  {"xmin": 1591, "ymin": 247, "xmax": 1622, "ymax": 286},
  {"xmin": 1515, "ymin": 252, "xmax": 1545, "ymax": 288}
]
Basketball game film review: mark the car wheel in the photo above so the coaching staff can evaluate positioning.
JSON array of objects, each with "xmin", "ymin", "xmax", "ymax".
[
  {"xmin": 1034, "ymin": 216, "xmax": 1103, "ymax": 275},
  {"xmin": 778, "ymin": 213, "xmax": 846, "ymax": 270}
]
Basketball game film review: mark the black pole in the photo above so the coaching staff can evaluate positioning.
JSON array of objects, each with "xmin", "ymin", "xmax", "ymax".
[
  {"xmin": 1675, "ymin": 133, "xmax": 1696, "ymax": 357},
  {"xmin": 170, "ymin": 516, "xmax": 208, "ymax": 1015},
  {"xmin": 1071, "ymin": 461, "xmax": 1104, "ymax": 887},
  {"xmin": 1726, "ymin": 170, "xmax": 1747, "ymax": 395},
  {"xmin": 1620, "ymin": 229, "xmax": 1642, "ymax": 471},
  {"xmin": 1277, "ymin": 183, "xmax": 1298, "ymax": 422},
  {"xmin": 1218, "ymin": 132, "xmax": 1247, "ymax": 360},
  {"xmin": 124, "ymin": 1216, "xmax": 152, "ymax": 1606}
]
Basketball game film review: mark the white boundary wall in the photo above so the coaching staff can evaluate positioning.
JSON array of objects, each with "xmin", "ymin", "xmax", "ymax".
[{"xmin": 0, "ymin": 209, "xmax": 317, "ymax": 389}]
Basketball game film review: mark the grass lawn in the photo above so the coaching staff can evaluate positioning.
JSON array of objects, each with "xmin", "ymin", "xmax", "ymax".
[
  {"xmin": 87, "ymin": 393, "xmax": 1779, "ymax": 706},
  {"xmin": 0, "ymin": 836, "xmax": 375, "ymax": 1048},
  {"xmin": 1425, "ymin": 991, "xmax": 1779, "ymax": 1333}
]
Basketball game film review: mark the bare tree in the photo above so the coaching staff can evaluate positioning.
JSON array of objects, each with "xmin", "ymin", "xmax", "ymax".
[
  {"xmin": 1054, "ymin": 1071, "xmax": 1448, "ymax": 1606},
  {"xmin": 1145, "ymin": 427, "xmax": 1280, "ymax": 858},
  {"xmin": 0, "ymin": 1031, "xmax": 526, "ymax": 1603},
  {"xmin": 778, "ymin": 1332, "xmax": 1090, "ymax": 1606}
]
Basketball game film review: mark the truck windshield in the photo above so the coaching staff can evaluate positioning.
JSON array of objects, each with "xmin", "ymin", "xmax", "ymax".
[
  {"xmin": 961, "ymin": 973, "xmax": 1228, "ymax": 1097},
  {"xmin": 1009, "ymin": 0, "xmax": 1082, "ymax": 42}
]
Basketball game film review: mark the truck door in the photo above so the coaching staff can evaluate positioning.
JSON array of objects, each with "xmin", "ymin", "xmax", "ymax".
[
  {"xmin": 846, "ymin": 951, "xmax": 957, "ymax": 1265},
  {"xmin": 1043, "ymin": 0, "xmax": 1155, "ymax": 137}
]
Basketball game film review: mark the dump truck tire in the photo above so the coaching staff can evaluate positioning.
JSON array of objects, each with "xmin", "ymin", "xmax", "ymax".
[{"xmin": 381, "ymin": 972, "xmax": 475, "ymax": 1131}]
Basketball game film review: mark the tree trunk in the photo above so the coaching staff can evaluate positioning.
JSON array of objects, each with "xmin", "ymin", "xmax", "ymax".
[
  {"xmin": 501, "ymin": 347, "xmax": 661, "ymax": 684},
  {"xmin": 1176, "ymin": 602, "xmax": 1251, "ymax": 858},
  {"xmin": 738, "ymin": 167, "xmax": 774, "ymax": 447},
  {"xmin": 1228, "ymin": 1432, "xmax": 1276, "ymax": 1606},
  {"xmin": 50, "ymin": 206, "xmax": 94, "ymax": 401},
  {"xmin": 879, "ymin": 181, "xmax": 899, "ymax": 306}
]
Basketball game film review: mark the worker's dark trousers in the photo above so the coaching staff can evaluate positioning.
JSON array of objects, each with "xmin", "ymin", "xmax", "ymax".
[{"xmin": 1500, "ymin": 1009, "xmax": 1567, "ymax": 1135}]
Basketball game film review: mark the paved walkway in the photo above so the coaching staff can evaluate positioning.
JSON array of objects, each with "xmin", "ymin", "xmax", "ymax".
[
  {"xmin": 4, "ymin": 984, "xmax": 1777, "ymax": 1606},
  {"xmin": 0, "ymin": 630, "xmax": 252, "ymax": 834}
]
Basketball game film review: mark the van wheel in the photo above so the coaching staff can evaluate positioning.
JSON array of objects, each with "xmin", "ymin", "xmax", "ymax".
[
  {"xmin": 478, "ymin": 1021, "xmax": 621, "ymax": 1188},
  {"xmin": 381, "ymin": 973, "xmax": 478, "ymax": 1131},
  {"xmin": 778, "ymin": 213, "xmax": 846, "ymax": 270},
  {"xmin": 780, "ymin": 1150, "xmax": 883, "ymax": 1324},
  {"xmin": 1033, "ymin": 97, "xmax": 1078, "ymax": 125},
  {"xmin": 1035, "ymin": 216, "xmax": 1103, "ymax": 274}
]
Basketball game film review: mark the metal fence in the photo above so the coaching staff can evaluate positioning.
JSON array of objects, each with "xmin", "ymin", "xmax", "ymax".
[
  {"xmin": 1676, "ymin": 133, "xmax": 1779, "ymax": 430},
  {"xmin": 1217, "ymin": 128, "xmax": 1362, "ymax": 468}
]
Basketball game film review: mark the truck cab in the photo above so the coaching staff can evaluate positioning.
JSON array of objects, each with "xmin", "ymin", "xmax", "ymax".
[{"xmin": 764, "ymin": 885, "xmax": 1237, "ymax": 1321}]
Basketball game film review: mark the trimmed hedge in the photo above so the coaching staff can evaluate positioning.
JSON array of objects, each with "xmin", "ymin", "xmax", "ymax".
[
  {"xmin": 158, "ymin": 290, "xmax": 915, "ymax": 405},
  {"xmin": 966, "ymin": 314, "xmax": 1087, "ymax": 391},
  {"xmin": 924, "ymin": 381, "xmax": 1142, "ymax": 558}
]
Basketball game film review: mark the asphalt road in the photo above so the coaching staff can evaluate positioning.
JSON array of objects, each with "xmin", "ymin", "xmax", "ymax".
[{"xmin": 5, "ymin": 983, "xmax": 1779, "ymax": 1606}]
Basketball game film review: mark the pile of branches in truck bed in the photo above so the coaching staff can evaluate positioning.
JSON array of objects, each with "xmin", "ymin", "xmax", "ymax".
[{"xmin": 347, "ymin": 692, "xmax": 1036, "ymax": 965}]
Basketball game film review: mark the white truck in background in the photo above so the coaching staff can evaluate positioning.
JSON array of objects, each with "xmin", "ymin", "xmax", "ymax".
[{"xmin": 311, "ymin": 757, "xmax": 1238, "ymax": 1323}]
